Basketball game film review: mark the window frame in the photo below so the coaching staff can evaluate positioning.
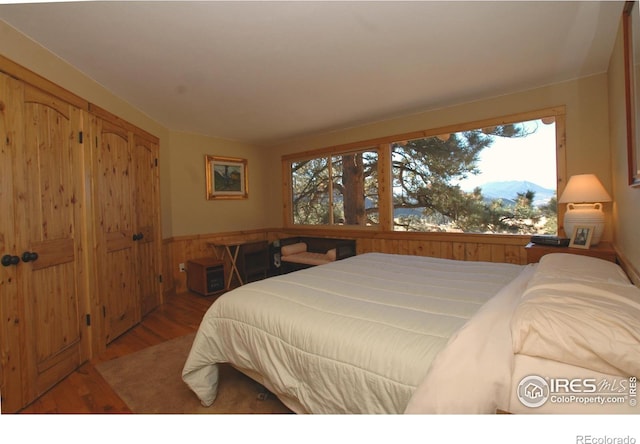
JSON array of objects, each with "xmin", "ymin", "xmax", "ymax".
[{"xmin": 282, "ymin": 106, "xmax": 567, "ymax": 233}]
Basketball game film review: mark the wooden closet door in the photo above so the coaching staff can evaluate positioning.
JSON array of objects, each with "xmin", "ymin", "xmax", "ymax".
[
  {"xmin": 18, "ymin": 84, "xmax": 88, "ymax": 404},
  {"xmin": 0, "ymin": 73, "xmax": 25, "ymax": 412},
  {"xmin": 133, "ymin": 134, "xmax": 161, "ymax": 316},
  {"xmin": 94, "ymin": 118, "xmax": 139, "ymax": 343}
]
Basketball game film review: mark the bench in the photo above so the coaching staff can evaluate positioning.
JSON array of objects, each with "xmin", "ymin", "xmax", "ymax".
[{"xmin": 278, "ymin": 237, "xmax": 356, "ymax": 274}]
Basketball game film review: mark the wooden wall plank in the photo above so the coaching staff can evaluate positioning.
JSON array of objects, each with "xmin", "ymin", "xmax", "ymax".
[{"xmin": 163, "ymin": 228, "xmax": 534, "ymax": 294}]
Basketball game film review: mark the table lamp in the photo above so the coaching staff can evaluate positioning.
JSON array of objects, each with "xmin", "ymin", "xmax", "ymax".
[{"xmin": 558, "ymin": 174, "xmax": 611, "ymax": 245}]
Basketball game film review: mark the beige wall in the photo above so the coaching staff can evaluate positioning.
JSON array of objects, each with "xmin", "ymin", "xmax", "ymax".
[
  {"xmin": 167, "ymin": 131, "xmax": 271, "ymax": 235},
  {"xmin": 608, "ymin": 18, "xmax": 640, "ymax": 271}
]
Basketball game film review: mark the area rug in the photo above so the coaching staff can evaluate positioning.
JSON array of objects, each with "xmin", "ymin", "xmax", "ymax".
[{"xmin": 95, "ymin": 333, "xmax": 292, "ymax": 414}]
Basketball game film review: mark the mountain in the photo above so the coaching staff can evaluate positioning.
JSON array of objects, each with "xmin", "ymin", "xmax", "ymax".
[{"xmin": 472, "ymin": 180, "xmax": 555, "ymax": 206}]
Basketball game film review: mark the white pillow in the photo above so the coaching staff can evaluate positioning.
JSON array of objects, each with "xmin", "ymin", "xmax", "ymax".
[
  {"xmin": 511, "ymin": 266, "xmax": 640, "ymax": 376},
  {"xmin": 534, "ymin": 253, "xmax": 630, "ymax": 286}
]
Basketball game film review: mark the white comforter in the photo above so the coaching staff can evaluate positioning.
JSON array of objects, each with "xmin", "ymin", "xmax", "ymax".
[
  {"xmin": 182, "ymin": 252, "xmax": 524, "ymax": 414},
  {"xmin": 407, "ymin": 253, "xmax": 640, "ymax": 414}
]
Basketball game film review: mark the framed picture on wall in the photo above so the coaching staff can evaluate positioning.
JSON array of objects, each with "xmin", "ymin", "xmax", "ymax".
[
  {"xmin": 205, "ymin": 155, "xmax": 248, "ymax": 200},
  {"xmin": 569, "ymin": 225, "xmax": 595, "ymax": 249},
  {"xmin": 623, "ymin": 1, "xmax": 640, "ymax": 187}
]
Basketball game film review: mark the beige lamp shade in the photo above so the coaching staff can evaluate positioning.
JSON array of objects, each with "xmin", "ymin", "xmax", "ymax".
[
  {"xmin": 559, "ymin": 174, "xmax": 611, "ymax": 245},
  {"xmin": 558, "ymin": 174, "xmax": 611, "ymax": 204}
]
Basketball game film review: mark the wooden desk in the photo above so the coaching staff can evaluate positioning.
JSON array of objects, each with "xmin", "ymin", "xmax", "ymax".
[
  {"xmin": 209, "ymin": 240, "xmax": 246, "ymax": 289},
  {"xmin": 209, "ymin": 240, "xmax": 269, "ymax": 289},
  {"xmin": 525, "ymin": 241, "xmax": 616, "ymax": 264}
]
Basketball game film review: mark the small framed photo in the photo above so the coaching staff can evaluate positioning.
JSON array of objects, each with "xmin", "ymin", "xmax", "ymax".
[
  {"xmin": 569, "ymin": 225, "xmax": 595, "ymax": 249},
  {"xmin": 205, "ymin": 155, "xmax": 248, "ymax": 200}
]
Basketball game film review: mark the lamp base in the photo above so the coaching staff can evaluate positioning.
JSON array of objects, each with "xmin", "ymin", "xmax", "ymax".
[{"xmin": 563, "ymin": 203, "xmax": 605, "ymax": 245}]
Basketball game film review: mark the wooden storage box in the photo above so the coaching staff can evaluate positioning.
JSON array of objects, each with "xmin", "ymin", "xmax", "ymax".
[{"xmin": 187, "ymin": 258, "xmax": 226, "ymax": 296}]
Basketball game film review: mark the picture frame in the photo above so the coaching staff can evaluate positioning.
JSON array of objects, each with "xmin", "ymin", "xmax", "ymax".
[
  {"xmin": 569, "ymin": 225, "xmax": 595, "ymax": 249},
  {"xmin": 623, "ymin": 1, "xmax": 640, "ymax": 187},
  {"xmin": 205, "ymin": 155, "xmax": 248, "ymax": 200}
]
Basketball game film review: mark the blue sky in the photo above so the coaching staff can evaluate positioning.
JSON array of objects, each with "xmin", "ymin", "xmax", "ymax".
[{"xmin": 458, "ymin": 120, "xmax": 557, "ymax": 191}]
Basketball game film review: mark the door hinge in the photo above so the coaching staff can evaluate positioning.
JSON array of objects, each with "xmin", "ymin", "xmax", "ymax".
[
  {"xmin": 159, "ymin": 274, "xmax": 163, "ymax": 283},
  {"xmin": 85, "ymin": 314, "xmax": 91, "ymax": 326},
  {"xmin": 155, "ymin": 158, "xmax": 158, "ymax": 167},
  {"xmin": 103, "ymin": 306, "xmax": 106, "ymax": 317},
  {"xmin": 78, "ymin": 131, "xmax": 83, "ymax": 144}
]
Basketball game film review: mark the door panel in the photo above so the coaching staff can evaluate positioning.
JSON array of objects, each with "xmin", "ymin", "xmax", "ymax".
[
  {"xmin": 134, "ymin": 135, "xmax": 161, "ymax": 316},
  {"xmin": 138, "ymin": 238, "xmax": 159, "ymax": 317},
  {"xmin": 0, "ymin": 73, "xmax": 25, "ymax": 412},
  {"xmin": 20, "ymin": 84, "xmax": 86, "ymax": 402},
  {"xmin": 94, "ymin": 119, "xmax": 139, "ymax": 343},
  {"xmin": 31, "ymin": 260, "xmax": 81, "ymax": 392}
]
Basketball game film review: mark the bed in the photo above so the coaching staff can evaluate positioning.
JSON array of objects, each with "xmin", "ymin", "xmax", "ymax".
[{"xmin": 182, "ymin": 251, "xmax": 640, "ymax": 414}]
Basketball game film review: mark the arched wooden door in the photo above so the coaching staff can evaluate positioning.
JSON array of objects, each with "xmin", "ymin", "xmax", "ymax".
[
  {"xmin": 1, "ymin": 76, "xmax": 89, "ymax": 411},
  {"xmin": 93, "ymin": 118, "xmax": 140, "ymax": 344}
]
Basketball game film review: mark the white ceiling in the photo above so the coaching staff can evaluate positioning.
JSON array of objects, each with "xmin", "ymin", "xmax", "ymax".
[{"xmin": 0, "ymin": 1, "xmax": 625, "ymax": 146}]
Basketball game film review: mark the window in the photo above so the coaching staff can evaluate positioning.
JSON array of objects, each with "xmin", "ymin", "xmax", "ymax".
[
  {"xmin": 392, "ymin": 117, "xmax": 558, "ymax": 234},
  {"xmin": 290, "ymin": 149, "xmax": 379, "ymax": 226},
  {"xmin": 284, "ymin": 108, "xmax": 563, "ymax": 236}
]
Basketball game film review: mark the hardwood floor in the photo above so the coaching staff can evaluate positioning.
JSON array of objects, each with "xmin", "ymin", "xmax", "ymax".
[{"xmin": 17, "ymin": 290, "xmax": 219, "ymax": 414}]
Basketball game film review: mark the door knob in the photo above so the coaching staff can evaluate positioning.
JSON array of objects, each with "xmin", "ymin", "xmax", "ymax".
[
  {"xmin": 21, "ymin": 251, "xmax": 38, "ymax": 262},
  {"xmin": 132, "ymin": 232, "xmax": 144, "ymax": 241},
  {"xmin": 1, "ymin": 255, "xmax": 20, "ymax": 267}
]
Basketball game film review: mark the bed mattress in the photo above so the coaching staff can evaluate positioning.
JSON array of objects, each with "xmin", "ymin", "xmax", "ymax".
[{"xmin": 182, "ymin": 252, "xmax": 524, "ymax": 413}]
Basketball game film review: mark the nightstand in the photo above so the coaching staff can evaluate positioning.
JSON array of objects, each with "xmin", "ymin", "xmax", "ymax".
[{"xmin": 525, "ymin": 241, "xmax": 616, "ymax": 264}]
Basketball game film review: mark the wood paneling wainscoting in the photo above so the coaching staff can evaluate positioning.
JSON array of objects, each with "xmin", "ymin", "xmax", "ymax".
[
  {"xmin": 163, "ymin": 229, "xmax": 640, "ymax": 294},
  {"xmin": 163, "ymin": 230, "xmax": 274, "ymax": 295},
  {"xmin": 350, "ymin": 231, "xmax": 528, "ymax": 263},
  {"xmin": 162, "ymin": 229, "xmax": 532, "ymax": 296}
]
